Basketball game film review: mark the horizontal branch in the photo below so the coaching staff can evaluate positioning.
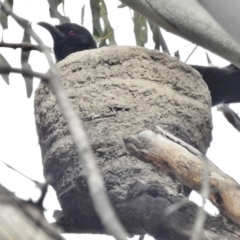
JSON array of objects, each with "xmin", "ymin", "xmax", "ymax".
[
  {"xmin": 0, "ymin": 66, "xmax": 49, "ymax": 81},
  {"xmin": 124, "ymin": 127, "xmax": 240, "ymax": 227},
  {"xmin": 0, "ymin": 41, "xmax": 51, "ymax": 52}
]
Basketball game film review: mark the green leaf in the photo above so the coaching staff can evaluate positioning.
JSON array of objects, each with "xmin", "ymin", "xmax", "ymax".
[
  {"xmin": 81, "ymin": 4, "xmax": 85, "ymax": 26},
  {"xmin": 0, "ymin": 0, "xmax": 14, "ymax": 30},
  {"xmin": 148, "ymin": 21, "xmax": 160, "ymax": 50},
  {"xmin": 0, "ymin": 53, "xmax": 11, "ymax": 84},
  {"xmin": 148, "ymin": 21, "xmax": 170, "ymax": 54},
  {"xmin": 99, "ymin": 0, "xmax": 116, "ymax": 46},
  {"xmin": 47, "ymin": 0, "xmax": 70, "ymax": 24},
  {"xmin": 90, "ymin": 0, "xmax": 104, "ymax": 41},
  {"xmin": 133, "ymin": 12, "xmax": 148, "ymax": 47},
  {"xmin": 21, "ymin": 30, "xmax": 33, "ymax": 98},
  {"xmin": 158, "ymin": 29, "xmax": 170, "ymax": 54},
  {"xmin": 90, "ymin": 0, "xmax": 117, "ymax": 47}
]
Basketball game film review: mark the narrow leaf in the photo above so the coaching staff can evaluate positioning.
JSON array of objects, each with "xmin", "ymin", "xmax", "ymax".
[
  {"xmin": 0, "ymin": 0, "xmax": 13, "ymax": 29},
  {"xmin": 90, "ymin": 0, "xmax": 103, "ymax": 41},
  {"xmin": 99, "ymin": 0, "xmax": 117, "ymax": 46},
  {"xmin": 47, "ymin": 0, "xmax": 70, "ymax": 24},
  {"xmin": 21, "ymin": 30, "xmax": 33, "ymax": 98},
  {"xmin": 133, "ymin": 12, "xmax": 148, "ymax": 47},
  {"xmin": 81, "ymin": 4, "xmax": 85, "ymax": 26},
  {"xmin": 90, "ymin": 0, "xmax": 117, "ymax": 47},
  {"xmin": 158, "ymin": 29, "xmax": 170, "ymax": 54},
  {"xmin": 0, "ymin": 53, "xmax": 11, "ymax": 84},
  {"xmin": 148, "ymin": 20, "xmax": 160, "ymax": 50}
]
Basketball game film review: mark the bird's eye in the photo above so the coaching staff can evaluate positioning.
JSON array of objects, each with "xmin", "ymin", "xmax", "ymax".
[{"xmin": 68, "ymin": 31, "xmax": 75, "ymax": 36}]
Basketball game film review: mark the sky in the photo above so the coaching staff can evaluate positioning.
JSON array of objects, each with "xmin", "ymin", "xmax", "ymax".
[{"xmin": 0, "ymin": 0, "xmax": 240, "ymax": 239}]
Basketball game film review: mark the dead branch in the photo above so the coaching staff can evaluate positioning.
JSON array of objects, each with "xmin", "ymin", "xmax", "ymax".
[
  {"xmin": 124, "ymin": 127, "xmax": 240, "ymax": 227},
  {"xmin": 0, "ymin": 184, "xmax": 63, "ymax": 240}
]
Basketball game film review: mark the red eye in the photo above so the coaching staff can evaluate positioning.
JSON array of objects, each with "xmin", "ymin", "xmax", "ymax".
[{"xmin": 68, "ymin": 31, "xmax": 75, "ymax": 36}]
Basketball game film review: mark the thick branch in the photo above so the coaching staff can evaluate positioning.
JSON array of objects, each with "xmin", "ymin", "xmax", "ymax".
[
  {"xmin": 0, "ymin": 184, "xmax": 64, "ymax": 240},
  {"xmin": 124, "ymin": 128, "xmax": 240, "ymax": 227},
  {"xmin": 120, "ymin": 0, "xmax": 240, "ymax": 67}
]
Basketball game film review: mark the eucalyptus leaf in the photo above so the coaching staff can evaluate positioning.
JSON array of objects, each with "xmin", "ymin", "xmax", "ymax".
[
  {"xmin": 90, "ymin": 0, "xmax": 104, "ymax": 42},
  {"xmin": 0, "ymin": 0, "xmax": 13, "ymax": 29},
  {"xmin": 133, "ymin": 12, "xmax": 148, "ymax": 47},
  {"xmin": 81, "ymin": 4, "xmax": 85, "ymax": 26},
  {"xmin": 47, "ymin": 0, "xmax": 70, "ymax": 23},
  {"xmin": 21, "ymin": 30, "xmax": 33, "ymax": 98},
  {"xmin": 0, "ymin": 53, "xmax": 11, "ymax": 84},
  {"xmin": 99, "ymin": 0, "xmax": 116, "ymax": 46},
  {"xmin": 90, "ymin": 0, "xmax": 116, "ymax": 46}
]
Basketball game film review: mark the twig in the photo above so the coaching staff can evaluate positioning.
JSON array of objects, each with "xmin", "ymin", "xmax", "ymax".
[
  {"xmin": 218, "ymin": 104, "xmax": 240, "ymax": 132},
  {"xmin": 0, "ymin": 41, "xmax": 51, "ymax": 51},
  {"xmin": 185, "ymin": 45, "xmax": 198, "ymax": 63},
  {"xmin": 0, "ymin": 158, "xmax": 40, "ymax": 185},
  {"xmin": 0, "ymin": 66, "xmax": 49, "ymax": 81},
  {"xmin": 0, "ymin": 158, "xmax": 48, "ymax": 212},
  {"xmin": 0, "ymin": 2, "xmax": 128, "ymax": 239}
]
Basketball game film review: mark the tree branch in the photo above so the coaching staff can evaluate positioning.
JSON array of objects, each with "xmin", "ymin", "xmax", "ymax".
[
  {"xmin": 0, "ymin": 2, "xmax": 128, "ymax": 239},
  {"xmin": 0, "ymin": 184, "xmax": 64, "ymax": 240},
  {"xmin": 218, "ymin": 104, "xmax": 240, "ymax": 132},
  {"xmin": 0, "ymin": 66, "xmax": 49, "ymax": 81},
  {"xmin": 120, "ymin": 0, "xmax": 240, "ymax": 67},
  {"xmin": 0, "ymin": 41, "xmax": 51, "ymax": 51},
  {"xmin": 124, "ymin": 127, "xmax": 240, "ymax": 227}
]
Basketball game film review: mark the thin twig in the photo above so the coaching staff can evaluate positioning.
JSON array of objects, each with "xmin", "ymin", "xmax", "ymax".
[
  {"xmin": 0, "ymin": 41, "xmax": 51, "ymax": 51},
  {"xmin": 185, "ymin": 45, "xmax": 198, "ymax": 63},
  {"xmin": 0, "ymin": 2, "xmax": 128, "ymax": 239},
  {"xmin": 0, "ymin": 158, "xmax": 40, "ymax": 185},
  {"xmin": 218, "ymin": 104, "xmax": 240, "ymax": 132},
  {"xmin": 0, "ymin": 66, "xmax": 49, "ymax": 81}
]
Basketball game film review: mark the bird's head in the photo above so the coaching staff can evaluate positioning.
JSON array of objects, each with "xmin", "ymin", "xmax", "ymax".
[{"xmin": 38, "ymin": 22, "xmax": 97, "ymax": 62}]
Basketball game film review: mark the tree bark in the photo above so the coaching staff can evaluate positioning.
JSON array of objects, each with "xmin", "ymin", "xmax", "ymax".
[
  {"xmin": 0, "ymin": 184, "xmax": 64, "ymax": 240},
  {"xmin": 124, "ymin": 127, "xmax": 240, "ymax": 227}
]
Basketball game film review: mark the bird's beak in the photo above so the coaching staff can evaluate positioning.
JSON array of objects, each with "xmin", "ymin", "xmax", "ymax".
[{"xmin": 38, "ymin": 22, "xmax": 65, "ymax": 41}]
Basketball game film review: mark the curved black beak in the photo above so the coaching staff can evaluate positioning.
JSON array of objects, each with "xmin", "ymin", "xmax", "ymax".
[{"xmin": 38, "ymin": 22, "xmax": 64, "ymax": 41}]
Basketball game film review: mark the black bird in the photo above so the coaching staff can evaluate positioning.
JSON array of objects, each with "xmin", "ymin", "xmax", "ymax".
[
  {"xmin": 38, "ymin": 22, "xmax": 240, "ymax": 107},
  {"xmin": 38, "ymin": 22, "xmax": 97, "ymax": 62},
  {"xmin": 191, "ymin": 64, "xmax": 240, "ymax": 106}
]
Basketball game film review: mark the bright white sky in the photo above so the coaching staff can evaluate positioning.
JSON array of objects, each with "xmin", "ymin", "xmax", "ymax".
[{"xmin": 0, "ymin": 0, "xmax": 240, "ymax": 240}]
